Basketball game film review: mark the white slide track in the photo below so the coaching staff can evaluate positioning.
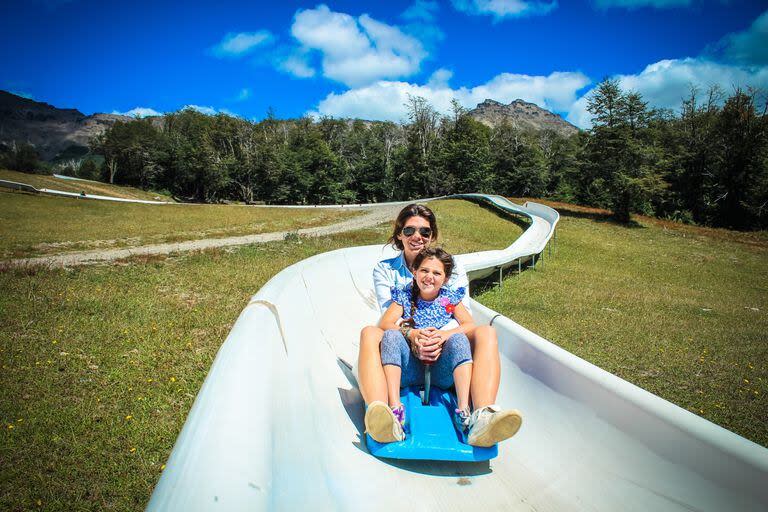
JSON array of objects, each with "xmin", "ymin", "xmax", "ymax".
[{"xmin": 147, "ymin": 194, "xmax": 768, "ymax": 511}]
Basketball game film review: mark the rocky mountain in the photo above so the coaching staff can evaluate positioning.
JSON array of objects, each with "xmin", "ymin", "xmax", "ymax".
[
  {"xmin": 468, "ymin": 99, "xmax": 579, "ymax": 136},
  {"xmin": 0, "ymin": 90, "xmax": 133, "ymax": 160}
]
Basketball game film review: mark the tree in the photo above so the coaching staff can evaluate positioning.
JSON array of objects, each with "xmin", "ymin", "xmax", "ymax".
[
  {"xmin": 490, "ymin": 124, "xmax": 547, "ymax": 197},
  {"xmin": 711, "ymin": 89, "xmax": 768, "ymax": 229},
  {"xmin": 583, "ymin": 79, "xmax": 665, "ymax": 222},
  {"xmin": 439, "ymin": 102, "xmax": 493, "ymax": 194}
]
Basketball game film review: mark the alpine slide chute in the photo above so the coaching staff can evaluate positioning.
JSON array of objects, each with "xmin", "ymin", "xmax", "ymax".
[{"xmin": 147, "ymin": 194, "xmax": 768, "ymax": 511}]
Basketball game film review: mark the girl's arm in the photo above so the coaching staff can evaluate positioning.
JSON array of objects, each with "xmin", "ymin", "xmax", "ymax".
[
  {"xmin": 378, "ymin": 303, "xmax": 429, "ymax": 346},
  {"xmin": 430, "ymin": 303, "xmax": 475, "ymax": 342},
  {"xmin": 378, "ymin": 302, "xmax": 405, "ymax": 331}
]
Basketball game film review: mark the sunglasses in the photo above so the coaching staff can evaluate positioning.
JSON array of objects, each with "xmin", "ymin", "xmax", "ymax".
[{"xmin": 402, "ymin": 226, "xmax": 432, "ymax": 238}]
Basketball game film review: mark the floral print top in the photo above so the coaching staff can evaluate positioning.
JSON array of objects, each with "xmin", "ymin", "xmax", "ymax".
[{"xmin": 391, "ymin": 283, "xmax": 466, "ymax": 329}]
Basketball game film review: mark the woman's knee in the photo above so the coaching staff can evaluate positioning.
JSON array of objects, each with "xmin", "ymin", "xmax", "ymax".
[
  {"xmin": 473, "ymin": 325, "xmax": 498, "ymax": 351},
  {"xmin": 359, "ymin": 325, "xmax": 384, "ymax": 348}
]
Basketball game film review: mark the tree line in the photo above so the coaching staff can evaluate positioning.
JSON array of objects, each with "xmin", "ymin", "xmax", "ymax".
[{"xmin": 4, "ymin": 80, "xmax": 767, "ymax": 230}]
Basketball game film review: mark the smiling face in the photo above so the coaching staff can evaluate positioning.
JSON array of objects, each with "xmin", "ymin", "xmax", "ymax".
[
  {"xmin": 397, "ymin": 215, "xmax": 434, "ymax": 265},
  {"xmin": 414, "ymin": 256, "xmax": 446, "ymax": 300}
]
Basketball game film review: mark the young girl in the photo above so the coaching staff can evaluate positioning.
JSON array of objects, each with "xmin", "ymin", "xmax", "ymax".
[{"xmin": 365, "ymin": 247, "xmax": 475, "ymax": 443}]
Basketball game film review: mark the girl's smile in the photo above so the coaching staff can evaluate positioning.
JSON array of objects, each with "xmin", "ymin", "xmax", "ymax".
[{"xmin": 415, "ymin": 256, "xmax": 446, "ymax": 300}]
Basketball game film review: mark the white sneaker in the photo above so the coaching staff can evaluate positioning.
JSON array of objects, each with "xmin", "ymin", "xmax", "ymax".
[
  {"xmin": 364, "ymin": 401, "xmax": 405, "ymax": 443},
  {"xmin": 467, "ymin": 405, "xmax": 522, "ymax": 447}
]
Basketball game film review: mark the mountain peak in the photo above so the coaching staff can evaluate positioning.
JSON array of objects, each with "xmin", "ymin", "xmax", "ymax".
[
  {"xmin": 0, "ymin": 90, "xmax": 131, "ymax": 160},
  {"xmin": 469, "ymin": 98, "xmax": 579, "ymax": 136}
]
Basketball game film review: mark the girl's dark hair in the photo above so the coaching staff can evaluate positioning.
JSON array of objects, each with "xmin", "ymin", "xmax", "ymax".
[
  {"xmin": 387, "ymin": 204, "xmax": 439, "ymax": 251},
  {"xmin": 404, "ymin": 247, "xmax": 455, "ymax": 325}
]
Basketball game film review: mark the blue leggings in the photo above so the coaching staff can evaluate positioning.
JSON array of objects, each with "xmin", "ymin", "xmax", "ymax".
[{"xmin": 380, "ymin": 329, "xmax": 472, "ymax": 389}]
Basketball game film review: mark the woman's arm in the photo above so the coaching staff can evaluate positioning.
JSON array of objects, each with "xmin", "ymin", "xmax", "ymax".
[{"xmin": 372, "ymin": 262, "xmax": 394, "ymax": 312}]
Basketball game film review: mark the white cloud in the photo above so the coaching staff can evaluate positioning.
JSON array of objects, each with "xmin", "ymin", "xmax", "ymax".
[
  {"xmin": 112, "ymin": 107, "xmax": 163, "ymax": 118},
  {"xmin": 591, "ymin": 0, "xmax": 691, "ymax": 8},
  {"xmin": 182, "ymin": 104, "xmax": 219, "ymax": 115},
  {"xmin": 427, "ymin": 68, "xmax": 453, "ymax": 88},
  {"xmin": 708, "ymin": 9, "xmax": 768, "ymax": 66},
  {"xmin": 402, "ymin": 0, "xmax": 439, "ymax": 22},
  {"xmin": 314, "ymin": 70, "xmax": 590, "ymax": 121},
  {"xmin": 112, "ymin": 105, "xmax": 240, "ymax": 118},
  {"xmin": 236, "ymin": 88, "xmax": 251, "ymax": 101},
  {"xmin": 210, "ymin": 31, "xmax": 273, "ymax": 58},
  {"xmin": 451, "ymin": 0, "xmax": 558, "ymax": 20},
  {"xmin": 566, "ymin": 58, "xmax": 768, "ymax": 128},
  {"xmin": 10, "ymin": 90, "xmax": 34, "ymax": 100},
  {"xmin": 279, "ymin": 53, "xmax": 316, "ymax": 78},
  {"xmin": 290, "ymin": 5, "xmax": 427, "ymax": 87}
]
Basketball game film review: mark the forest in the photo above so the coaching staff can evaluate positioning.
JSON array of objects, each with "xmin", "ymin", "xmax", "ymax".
[{"xmin": 4, "ymin": 79, "xmax": 767, "ymax": 230}]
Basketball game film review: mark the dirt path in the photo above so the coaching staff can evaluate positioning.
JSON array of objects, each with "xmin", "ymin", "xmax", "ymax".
[{"xmin": 5, "ymin": 204, "xmax": 402, "ymax": 268}]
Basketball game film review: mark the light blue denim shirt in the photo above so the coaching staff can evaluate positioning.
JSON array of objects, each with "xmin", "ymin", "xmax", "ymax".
[{"xmin": 373, "ymin": 252, "xmax": 472, "ymax": 327}]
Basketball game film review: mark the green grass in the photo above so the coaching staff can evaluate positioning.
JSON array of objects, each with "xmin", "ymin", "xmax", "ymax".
[
  {"xmin": 0, "ymin": 190, "xmax": 362, "ymax": 258},
  {"xmin": 0, "ymin": 199, "xmax": 521, "ymax": 511},
  {"xmin": 477, "ymin": 202, "xmax": 768, "ymax": 447},
  {"xmin": 0, "ymin": 168, "xmax": 174, "ymax": 202}
]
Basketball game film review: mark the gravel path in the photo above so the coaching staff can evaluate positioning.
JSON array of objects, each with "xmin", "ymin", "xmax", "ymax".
[{"xmin": 5, "ymin": 204, "xmax": 403, "ymax": 268}]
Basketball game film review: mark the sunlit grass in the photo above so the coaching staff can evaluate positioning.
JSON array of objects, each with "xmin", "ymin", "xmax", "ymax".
[
  {"xmin": 477, "ymin": 201, "xmax": 768, "ymax": 447},
  {"xmin": 0, "ymin": 189, "xmax": 362, "ymax": 258},
  {"xmin": 0, "ymin": 199, "xmax": 521, "ymax": 511},
  {"xmin": 0, "ymin": 168, "xmax": 174, "ymax": 201}
]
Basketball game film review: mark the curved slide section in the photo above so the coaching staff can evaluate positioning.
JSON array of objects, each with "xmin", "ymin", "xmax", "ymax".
[{"xmin": 147, "ymin": 196, "xmax": 768, "ymax": 511}]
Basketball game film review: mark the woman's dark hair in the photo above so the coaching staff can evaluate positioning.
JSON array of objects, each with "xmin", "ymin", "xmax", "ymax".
[
  {"xmin": 404, "ymin": 247, "xmax": 455, "ymax": 324},
  {"xmin": 387, "ymin": 203, "xmax": 439, "ymax": 251}
]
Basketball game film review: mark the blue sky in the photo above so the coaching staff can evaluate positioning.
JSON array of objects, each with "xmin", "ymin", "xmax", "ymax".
[{"xmin": 1, "ymin": 0, "xmax": 767, "ymax": 127}]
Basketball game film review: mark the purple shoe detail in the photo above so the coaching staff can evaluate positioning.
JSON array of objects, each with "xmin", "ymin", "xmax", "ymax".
[{"xmin": 391, "ymin": 404, "xmax": 406, "ymax": 427}]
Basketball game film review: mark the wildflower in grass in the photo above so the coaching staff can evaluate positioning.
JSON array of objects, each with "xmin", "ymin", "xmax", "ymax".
[
  {"xmin": 125, "ymin": 415, "xmax": 133, "ymax": 420},
  {"xmin": 7, "ymin": 424, "xmax": 14, "ymax": 429},
  {"xmin": 169, "ymin": 377, "xmax": 176, "ymax": 383},
  {"xmin": 744, "ymin": 379, "xmax": 750, "ymax": 384},
  {"xmin": 130, "ymin": 447, "xmax": 136, "ymax": 453},
  {"xmin": 161, "ymin": 464, "xmax": 166, "ymax": 470}
]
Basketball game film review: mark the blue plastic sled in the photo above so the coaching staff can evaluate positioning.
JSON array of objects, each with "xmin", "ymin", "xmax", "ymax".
[{"xmin": 365, "ymin": 385, "xmax": 498, "ymax": 462}]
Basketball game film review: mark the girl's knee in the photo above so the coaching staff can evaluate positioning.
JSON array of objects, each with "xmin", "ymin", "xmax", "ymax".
[
  {"xmin": 445, "ymin": 333, "xmax": 471, "ymax": 352},
  {"xmin": 381, "ymin": 330, "xmax": 408, "ymax": 368},
  {"xmin": 381, "ymin": 329, "xmax": 404, "ymax": 346}
]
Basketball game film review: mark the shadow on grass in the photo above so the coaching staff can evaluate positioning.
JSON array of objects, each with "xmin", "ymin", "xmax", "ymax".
[{"xmin": 559, "ymin": 207, "xmax": 645, "ymax": 229}]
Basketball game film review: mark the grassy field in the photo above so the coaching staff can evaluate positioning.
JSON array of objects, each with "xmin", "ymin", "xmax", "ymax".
[
  {"xmin": 0, "ymin": 169, "xmax": 174, "ymax": 202},
  {"xmin": 1, "ymin": 194, "xmax": 766, "ymax": 510},
  {"xmin": 477, "ymin": 201, "xmax": 768, "ymax": 446},
  {"xmin": 0, "ymin": 190, "xmax": 362, "ymax": 258},
  {"xmin": 0, "ymin": 199, "xmax": 521, "ymax": 511}
]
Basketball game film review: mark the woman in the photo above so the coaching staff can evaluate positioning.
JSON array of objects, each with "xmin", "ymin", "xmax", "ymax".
[{"xmin": 358, "ymin": 203, "xmax": 522, "ymax": 447}]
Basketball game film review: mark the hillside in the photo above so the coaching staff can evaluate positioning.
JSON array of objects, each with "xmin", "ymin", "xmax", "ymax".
[
  {"xmin": 469, "ymin": 98, "xmax": 579, "ymax": 135},
  {"xmin": 0, "ymin": 90, "xmax": 580, "ymax": 164},
  {"xmin": 0, "ymin": 168, "xmax": 173, "ymax": 202},
  {"xmin": 0, "ymin": 90, "xmax": 133, "ymax": 160}
]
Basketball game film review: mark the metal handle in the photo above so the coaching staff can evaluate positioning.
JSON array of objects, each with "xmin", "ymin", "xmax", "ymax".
[{"xmin": 423, "ymin": 364, "xmax": 431, "ymax": 405}]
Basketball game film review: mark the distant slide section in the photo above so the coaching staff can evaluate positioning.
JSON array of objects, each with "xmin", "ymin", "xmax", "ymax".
[{"xmin": 147, "ymin": 195, "xmax": 768, "ymax": 511}]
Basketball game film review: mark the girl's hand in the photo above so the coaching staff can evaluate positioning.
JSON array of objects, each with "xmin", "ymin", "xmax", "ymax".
[
  {"xmin": 424, "ymin": 330, "xmax": 448, "ymax": 346},
  {"xmin": 416, "ymin": 334, "xmax": 442, "ymax": 362}
]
